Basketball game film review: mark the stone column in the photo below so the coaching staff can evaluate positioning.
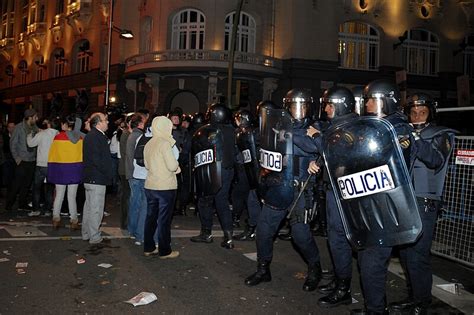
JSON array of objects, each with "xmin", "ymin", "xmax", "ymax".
[
  {"xmin": 145, "ymin": 73, "xmax": 160, "ymax": 113},
  {"xmin": 262, "ymin": 77, "xmax": 278, "ymax": 101}
]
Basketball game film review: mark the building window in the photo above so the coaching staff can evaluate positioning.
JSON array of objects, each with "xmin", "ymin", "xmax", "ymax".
[
  {"xmin": 56, "ymin": 0, "xmax": 65, "ymax": 15},
  {"xmin": 139, "ymin": 16, "xmax": 153, "ymax": 53},
  {"xmin": 224, "ymin": 11, "xmax": 256, "ymax": 53},
  {"xmin": 401, "ymin": 29, "xmax": 439, "ymax": 76},
  {"xmin": 52, "ymin": 48, "xmax": 66, "ymax": 78},
  {"xmin": 5, "ymin": 64, "xmax": 13, "ymax": 87},
  {"xmin": 463, "ymin": 35, "xmax": 474, "ymax": 79},
  {"xmin": 171, "ymin": 9, "xmax": 205, "ymax": 50},
  {"xmin": 338, "ymin": 21, "xmax": 379, "ymax": 70},
  {"xmin": 75, "ymin": 40, "xmax": 91, "ymax": 73},
  {"xmin": 1, "ymin": 0, "xmax": 15, "ymax": 39},
  {"xmin": 18, "ymin": 60, "xmax": 28, "ymax": 85},
  {"xmin": 21, "ymin": 0, "xmax": 28, "ymax": 33}
]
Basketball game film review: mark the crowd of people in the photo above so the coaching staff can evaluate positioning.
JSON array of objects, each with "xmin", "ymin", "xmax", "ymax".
[{"xmin": 0, "ymin": 77, "xmax": 456, "ymax": 314}]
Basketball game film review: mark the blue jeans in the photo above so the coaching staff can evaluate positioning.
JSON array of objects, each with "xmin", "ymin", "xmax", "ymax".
[
  {"xmin": 398, "ymin": 198, "xmax": 438, "ymax": 304},
  {"xmin": 128, "ymin": 179, "xmax": 147, "ymax": 242},
  {"xmin": 256, "ymin": 201, "xmax": 320, "ymax": 265},
  {"xmin": 32, "ymin": 166, "xmax": 54, "ymax": 213},
  {"xmin": 327, "ymin": 189, "xmax": 353, "ymax": 279},
  {"xmin": 144, "ymin": 189, "xmax": 176, "ymax": 256}
]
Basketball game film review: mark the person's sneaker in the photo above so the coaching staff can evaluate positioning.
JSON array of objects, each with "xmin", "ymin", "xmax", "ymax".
[
  {"xmin": 104, "ymin": 211, "xmax": 111, "ymax": 217},
  {"xmin": 42, "ymin": 211, "xmax": 52, "ymax": 217},
  {"xmin": 134, "ymin": 241, "xmax": 142, "ymax": 246},
  {"xmin": 19, "ymin": 205, "xmax": 33, "ymax": 211},
  {"xmin": 27, "ymin": 211, "xmax": 41, "ymax": 217},
  {"xmin": 159, "ymin": 251, "xmax": 179, "ymax": 259},
  {"xmin": 144, "ymin": 248, "xmax": 159, "ymax": 257}
]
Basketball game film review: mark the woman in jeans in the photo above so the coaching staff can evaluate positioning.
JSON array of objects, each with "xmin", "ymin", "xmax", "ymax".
[
  {"xmin": 47, "ymin": 115, "xmax": 84, "ymax": 229},
  {"xmin": 143, "ymin": 116, "xmax": 180, "ymax": 258}
]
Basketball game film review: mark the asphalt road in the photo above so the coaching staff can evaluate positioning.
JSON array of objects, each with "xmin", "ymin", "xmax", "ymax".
[{"xmin": 0, "ymin": 197, "xmax": 472, "ymax": 314}]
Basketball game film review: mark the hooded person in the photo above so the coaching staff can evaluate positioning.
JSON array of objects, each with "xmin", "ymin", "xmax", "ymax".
[{"xmin": 142, "ymin": 116, "xmax": 181, "ymax": 259}]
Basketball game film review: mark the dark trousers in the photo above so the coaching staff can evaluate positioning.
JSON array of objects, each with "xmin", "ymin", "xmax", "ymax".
[
  {"xmin": 144, "ymin": 189, "xmax": 176, "ymax": 256},
  {"xmin": 32, "ymin": 166, "xmax": 54, "ymax": 213},
  {"xmin": 326, "ymin": 190, "xmax": 353, "ymax": 279},
  {"xmin": 119, "ymin": 174, "xmax": 130, "ymax": 229},
  {"xmin": 6, "ymin": 161, "xmax": 35, "ymax": 210},
  {"xmin": 398, "ymin": 198, "xmax": 438, "ymax": 304},
  {"xmin": 358, "ymin": 245, "xmax": 393, "ymax": 312},
  {"xmin": 231, "ymin": 165, "xmax": 250, "ymax": 219},
  {"xmin": 256, "ymin": 199, "xmax": 320, "ymax": 265},
  {"xmin": 176, "ymin": 162, "xmax": 191, "ymax": 208},
  {"xmin": 247, "ymin": 189, "xmax": 261, "ymax": 226},
  {"xmin": 197, "ymin": 168, "xmax": 234, "ymax": 232}
]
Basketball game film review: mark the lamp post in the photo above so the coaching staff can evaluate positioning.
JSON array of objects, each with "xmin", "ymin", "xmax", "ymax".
[{"xmin": 104, "ymin": 0, "xmax": 134, "ymax": 108}]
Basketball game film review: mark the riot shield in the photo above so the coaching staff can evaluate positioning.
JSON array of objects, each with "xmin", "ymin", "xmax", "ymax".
[
  {"xmin": 322, "ymin": 116, "xmax": 422, "ymax": 249},
  {"xmin": 236, "ymin": 127, "xmax": 259, "ymax": 189},
  {"xmin": 192, "ymin": 124, "xmax": 223, "ymax": 197},
  {"xmin": 258, "ymin": 108, "xmax": 294, "ymax": 209}
]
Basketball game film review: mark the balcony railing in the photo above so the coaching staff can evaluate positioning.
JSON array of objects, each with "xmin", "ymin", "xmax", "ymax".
[
  {"xmin": 27, "ymin": 22, "xmax": 47, "ymax": 35},
  {"xmin": 0, "ymin": 37, "xmax": 14, "ymax": 48},
  {"xmin": 125, "ymin": 50, "xmax": 282, "ymax": 72}
]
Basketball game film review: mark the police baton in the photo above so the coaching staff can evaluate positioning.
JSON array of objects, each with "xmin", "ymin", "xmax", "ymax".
[{"xmin": 286, "ymin": 173, "xmax": 314, "ymax": 220}]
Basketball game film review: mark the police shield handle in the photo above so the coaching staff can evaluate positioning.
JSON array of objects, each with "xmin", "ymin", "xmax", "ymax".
[{"xmin": 307, "ymin": 160, "xmax": 320, "ymax": 174}]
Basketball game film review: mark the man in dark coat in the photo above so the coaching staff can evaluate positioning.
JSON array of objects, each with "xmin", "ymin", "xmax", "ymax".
[{"xmin": 82, "ymin": 112, "xmax": 114, "ymax": 244}]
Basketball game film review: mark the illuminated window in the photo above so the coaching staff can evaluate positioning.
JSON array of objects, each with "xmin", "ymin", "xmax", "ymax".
[
  {"xmin": 463, "ymin": 35, "xmax": 474, "ymax": 79},
  {"xmin": 224, "ymin": 11, "xmax": 256, "ymax": 53},
  {"xmin": 52, "ymin": 48, "xmax": 65, "ymax": 78},
  {"xmin": 75, "ymin": 40, "xmax": 91, "ymax": 73},
  {"xmin": 338, "ymin": 21, "xmax": 379, "ymax": 70},
  {"xmin": 401, "ymin": 29, "xmax": 439, "ymax": 76},
  {"xmin": 18, "ymin": 60, "xmax": 28, "ymax": 85},
  {"xmin": 171, "ymin": 9, "xmax": 205, "ymax": 50},
  {"xmin": 1, "ymin": 0, "xmax": 14, "ymax": 39},
  {"xmin": 139, "ymin": 16, "xmax": 153, "ymax": 53}
]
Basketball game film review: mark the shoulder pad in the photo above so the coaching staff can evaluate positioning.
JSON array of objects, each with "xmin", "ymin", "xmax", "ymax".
[{"xmin": 420, "ymin": 125, "xmax": 458, "ymax": 140}]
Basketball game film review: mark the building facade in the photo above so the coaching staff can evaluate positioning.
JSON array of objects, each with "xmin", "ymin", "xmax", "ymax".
[{"xmin": 1, "ymin": 0, "xmax": 474, "ymax": 123}]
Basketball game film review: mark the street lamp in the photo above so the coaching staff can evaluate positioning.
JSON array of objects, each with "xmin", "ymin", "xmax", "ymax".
[{"xmin": 105, "ymin": 0, "xmax": 134, "ymax": 108}]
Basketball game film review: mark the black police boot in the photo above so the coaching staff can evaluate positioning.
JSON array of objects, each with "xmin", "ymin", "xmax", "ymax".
[
  {"xmin": 322, "ymin": 269, "xmax": 335, "ymax": 280},
  {"xmin": 220, "ymin": 230, "xmax": 234, "ymax": 249},
  {"xmin": 233, "ymin": 224, "xmax": 256, "ymax": 241},
  {"xmin": 389, "ymin": 298, "xmax": 415, "ymax": 311},
  {"xmin": 302, "ymin": 262, "xmax": 322, "ymax": 291},
  {"xmin": 318, "ymin": 279, "xmax": 337, "ymax": 294},
  {"xmin": 312, "ymin": 222, "xmax": 327, "ymax": 237},
  {"xmin": 277, "ymin": 231, "xmax": 292, "ymax": 241},
  {"xmin": 190, "ymin": 228, "xmax": 213, "ymax": 243},
  {"xmin": 318, "ymin": 278, "xmax": 352, "ymax": 307},
  {"xmin": 245, "ymin": 261, "xmax": 271, "ymax": 286},
  {"xmin": 412, "ymin": 302, "xmax": 428, "ymax": 315},
  {"xmin": 232, "ymin": 214, "xmax": 241, "ymax": 228}
]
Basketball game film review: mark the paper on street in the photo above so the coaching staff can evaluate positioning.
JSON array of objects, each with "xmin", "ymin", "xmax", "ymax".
[{"xmin": 124, "ymin": 292, "xmax": 157, "ymax": 306}]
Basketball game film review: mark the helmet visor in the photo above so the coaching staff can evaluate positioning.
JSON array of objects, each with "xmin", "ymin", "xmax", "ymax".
[{"xmin": 289, "ymin": 100, "xmax": 308, "ymax": 120}]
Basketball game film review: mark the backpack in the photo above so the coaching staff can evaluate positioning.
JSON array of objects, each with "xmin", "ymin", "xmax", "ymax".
[{"xmin": 134, "ymin": 134, "xmax": 152, "ymax": 167}]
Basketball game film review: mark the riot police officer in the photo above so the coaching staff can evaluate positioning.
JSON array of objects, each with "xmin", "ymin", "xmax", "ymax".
[
  {"xmin": 190, "ymin": 103, "xmax": 236, "ymax": 249},
  {"xmin": 307, "ymin": 86, "xmax": 358, "ymax": 308},
  {"xmin": 245, "ymin": 89, "xmax": 322, "ymax": 292},
  {"xmin": 233, "ymin": 109, "xmax": 261, "ymax": 241},
  {"xmin": 351, "ymin": 79, "xmax": 417, "ymax": 315},
  {"xmin": 389, "ymin": 93, "xmax": 456, "ymax": 314}
]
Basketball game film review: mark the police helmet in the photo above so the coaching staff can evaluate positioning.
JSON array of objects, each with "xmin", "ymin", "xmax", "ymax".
[
  {"xmin": 234, "ymin": 109, "xmax": 253, "ymax": 127},
  {"xmin": 405, "ymin": 93, "xmax": 437, "ymax": 128},
  {"xmin": 207, "ymin": 103, "xmax": 232, "ymax": 124},
  {"xmin": 352, "ymin": 86, "xmax": 365, "ymax": 116},
  {"xmin": 192, "ymin": 112, "xmax": 205, "ymax": 125},
  {"xmin": 256, "ymin": 100, "xmax": 279, "ymax": 116},
  {"xmin": 283, "ymin": 88, "xmax": 313, "ymax": 121},
  {"xmin": 363, "ymin": 79, "xmax": 401, "ymax": 117},
  {"xmin": 320, "ymin": 86, "xmax": 355, "ymax": 119}
]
